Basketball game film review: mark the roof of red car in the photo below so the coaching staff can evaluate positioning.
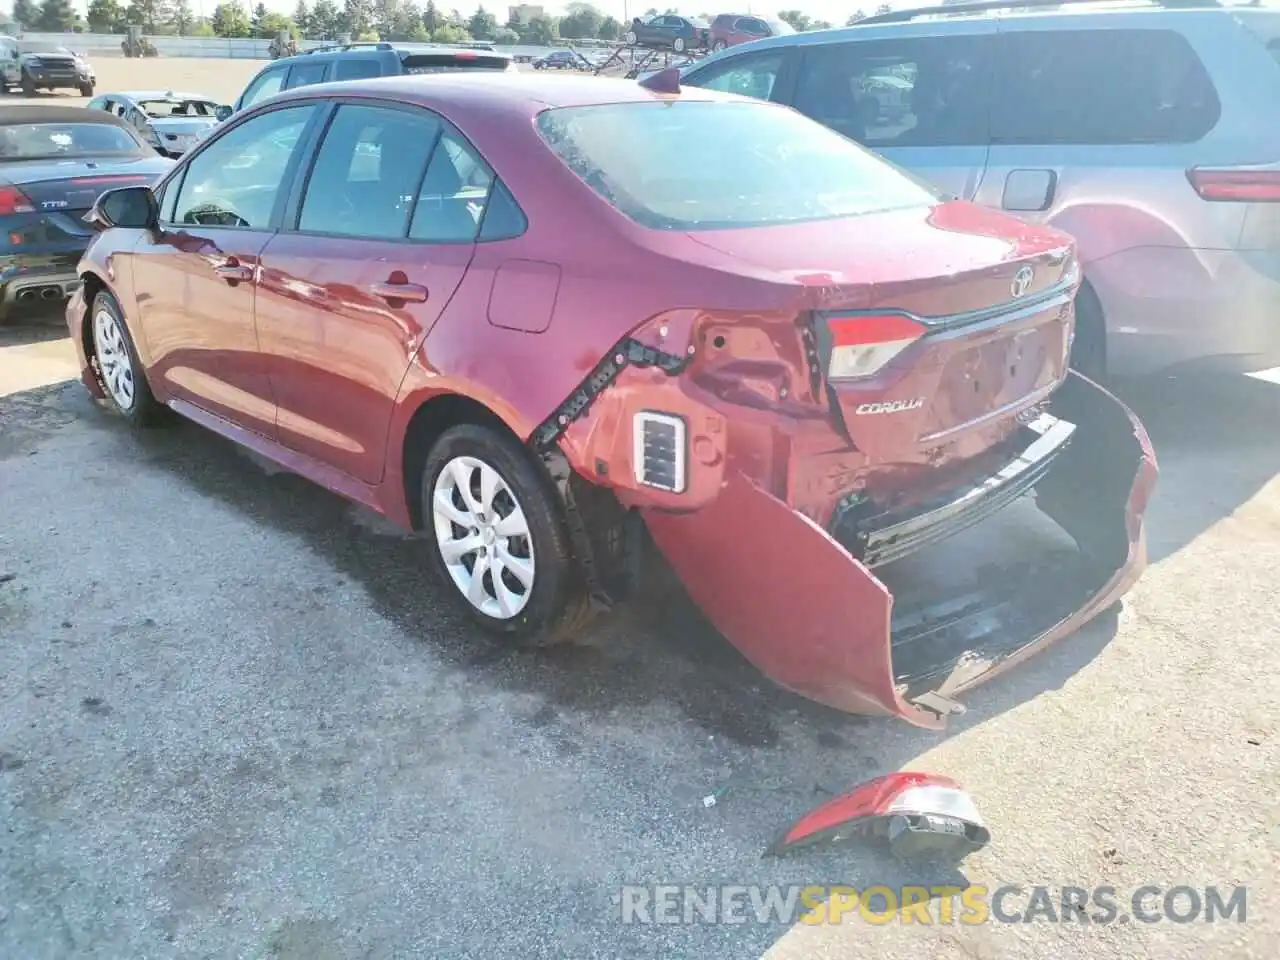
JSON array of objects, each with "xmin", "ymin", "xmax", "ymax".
[{"xmin": 274, "ymin": 71, "xmax": 742, "ymax": 121}]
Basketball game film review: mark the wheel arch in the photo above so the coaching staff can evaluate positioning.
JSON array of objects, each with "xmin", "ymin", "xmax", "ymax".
[
  {"xmin": 398, "ymin": 390, "xmax": 533, "ymax": 531},
  {"xmin": 77, "ymin": 269, "xmax": 108, "ymax": 368}
]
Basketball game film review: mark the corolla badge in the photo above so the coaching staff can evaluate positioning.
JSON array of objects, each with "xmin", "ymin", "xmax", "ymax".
[
  {"xmin": 854, "ymin": 397, "xmax": 925, "ymax": 415},
  {"xmin": 1011, "ymin": 265, "xmax": 1035, "ymax": 298}
]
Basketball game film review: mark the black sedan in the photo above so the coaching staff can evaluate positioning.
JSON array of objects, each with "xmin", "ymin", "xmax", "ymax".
[
  {"xmin": 0, "ymin": 106, "xmax": 172, "ymax": 320},
  {"xmin": 623, "ymin": 14, "xmax": 709, "ymax": 53}
]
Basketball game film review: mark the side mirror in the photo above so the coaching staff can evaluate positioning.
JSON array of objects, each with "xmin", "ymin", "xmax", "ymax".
[
  {"xmin": 84, "ymin": 185, "xmax": 159, "ymax": 231},
  {"xmin": 214, "ymin": 104, "xmax": 233, "ymax": 122}
]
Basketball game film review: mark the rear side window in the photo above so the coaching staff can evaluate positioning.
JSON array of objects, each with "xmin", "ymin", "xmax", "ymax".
[
  {"xmin": 285, "ymin": 61, "xmax": 328, "ymax": 90},
  {"xmin": 536, "ymin": 100, "xmax": 940, "ymax": 231},
  {"xmin": 334, "ymin": 57, "xmax": 382, "ymax": 81},
  {"xmin": 299, "ymin": 104, "xmax": 441, "ymax": 239},
  {"xmin": 992, "ymin": 29, "xmax": 1220, "ymax": 145},
  {"xmin": 793, "ymin": 36, "xmax": 989, "ymax": 148}
]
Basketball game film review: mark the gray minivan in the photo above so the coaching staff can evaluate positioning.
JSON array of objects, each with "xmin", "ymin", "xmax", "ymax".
[{"xmin": 682, "ymin": 0, "xmax": 1280, "ymax": 377}]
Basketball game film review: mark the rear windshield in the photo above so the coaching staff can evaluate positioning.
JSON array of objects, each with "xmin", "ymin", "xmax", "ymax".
[
  {"xmin": 402, "ymin": 54, "xmax": 511, "ymax": 73},
  {"xmin": 536, "ymin": 100, "xmax": 940, "ymax": 231},
  {"xmin": 138, "ymin": 98, "xmax": 220, "ymax": 117},
  {"xmin": 0, "ymin": 123, "xmax": 143, "ymax": 160}
]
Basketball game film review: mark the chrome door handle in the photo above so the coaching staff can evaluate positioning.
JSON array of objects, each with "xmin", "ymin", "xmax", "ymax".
[
  {"xmin": 371, "ymin": 281, "xmax": 428, "ymax": 304},
  {"xmin": 214, "ymin": 263, "xmax": 253, "ymax": 283}
]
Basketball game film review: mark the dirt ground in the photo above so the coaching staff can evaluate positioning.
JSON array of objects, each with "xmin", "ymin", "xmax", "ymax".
[{"xmin": 2, "ymin": 57, "xmax": 1278, "ymax": 960}]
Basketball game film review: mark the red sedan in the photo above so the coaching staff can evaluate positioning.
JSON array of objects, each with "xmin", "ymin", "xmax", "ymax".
[{"xmin": 68, "ymin": 72, "xmax": 1156, "ymax": 728}]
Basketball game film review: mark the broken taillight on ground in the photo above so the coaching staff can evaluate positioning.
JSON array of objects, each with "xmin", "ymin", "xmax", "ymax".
[{"xmin": 767, "ymin": 772, "xmax": 991, "ymax": 861}]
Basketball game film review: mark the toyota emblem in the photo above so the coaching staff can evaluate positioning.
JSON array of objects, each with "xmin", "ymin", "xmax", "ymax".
[{"xmin": 1011, "ymin": 265, "xmax": 1035, "ymax": 298}]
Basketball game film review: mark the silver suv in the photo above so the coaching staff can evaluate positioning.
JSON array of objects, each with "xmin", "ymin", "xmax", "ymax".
[{"xmin": 682, "ymin": 0, "xmax": 1280, "ymax": 378}]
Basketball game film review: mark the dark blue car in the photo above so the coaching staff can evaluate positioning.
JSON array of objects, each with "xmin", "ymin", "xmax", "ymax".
[
  {"xmin": 0, "ymin": 106, "xmax": 171, "ymax": 320},
  {"xmin": 623, "ymin": 14, "xmax": 710, "ymax": 53}
]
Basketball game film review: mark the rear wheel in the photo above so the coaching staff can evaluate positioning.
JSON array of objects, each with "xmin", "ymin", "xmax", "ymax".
[
  {"xmin": 20, "ymin": 73, "xmax": 34, "ymax": 97},
  {"xmin": 624, "ymin": 30, "xmax": 638, "ymax": 44},
  {"xmin": 421, "ymin": 424, "xmax": 592, "ymax": 644},
  {"xmin": 673, "ymin": 36, "xmax": 687, "ymax": 52}
]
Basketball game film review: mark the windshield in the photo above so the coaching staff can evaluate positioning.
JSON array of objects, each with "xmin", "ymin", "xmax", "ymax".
[
  {"xmin": 137, "ymin": 98, "xmax": 220, "ymax": 118},
  {"xmin": 536, "ymin": 100, "xmax": 940, "ymax": 231},
  {"xmin": 402, "ymin": 54, "xmax": 511, "ymax": 73},
  {"xmin": 0, "ymin": 122, "xmax": 144, "ymax": 160}
]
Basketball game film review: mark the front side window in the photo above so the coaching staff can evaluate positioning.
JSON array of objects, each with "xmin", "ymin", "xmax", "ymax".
[
  {"xmin": 171, "ymin": 105, "xmax": 317, "ymax": 228},
  {"xmin": 240, "ymin": 68, "xmax": 286, "ymax": 109},
  {"xmin": 793, "ymin": 36, "xmax": 989, "ymax": 148},
  {"xmin": 298, "ymin": 103, "xmax": 441, "ymax": 239},
  {"xmin": 537, "ymin": 100, "xmax": 939, "ymax": 231},
  {"xmin": 685, "ymin": 51, "xmax": 785, "ymax": 101},
  {"xmin": 992, "ymin": 29, "xmax": 1220, "ymax": 145}
]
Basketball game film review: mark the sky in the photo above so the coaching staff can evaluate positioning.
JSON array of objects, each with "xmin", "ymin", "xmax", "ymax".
[{"xmin": 8, "ymin": 0, "xmax": 904, "ymax": 29}]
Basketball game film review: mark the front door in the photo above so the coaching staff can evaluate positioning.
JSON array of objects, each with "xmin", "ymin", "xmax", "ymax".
[
  {"xmin": 790, "ymin": 33, "xmax": 994, "ymax": 202},
  {"xmin": 129, "ymin": 102, "xmax": 321, "ymax": 438},
  {"xmin": 257, "ymin": 103, "xmax": 482, "ymax": 482}
]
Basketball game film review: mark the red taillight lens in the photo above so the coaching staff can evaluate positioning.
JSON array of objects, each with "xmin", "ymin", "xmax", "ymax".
[
  {"xmin": 1187, "ymin": 167, "xmax": 1280, "ymax": 202},
  {"xmin": 824, "ymin": 312, "xmax": 926, "ymax": 380},
  {"xmin": 0, "ymin": 185, "xmax": 35, "ymax": 216}
]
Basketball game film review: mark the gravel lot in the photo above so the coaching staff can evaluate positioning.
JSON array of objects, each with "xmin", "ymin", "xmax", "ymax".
[{"xmin": 1, "ymin": 58, "xmax": 1278, "ymax": 960}]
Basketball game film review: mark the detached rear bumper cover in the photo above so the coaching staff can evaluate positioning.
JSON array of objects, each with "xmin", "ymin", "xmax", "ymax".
[{"xmin": 640, "ymin": 373, "xmax": 1156, "ymax": 729}]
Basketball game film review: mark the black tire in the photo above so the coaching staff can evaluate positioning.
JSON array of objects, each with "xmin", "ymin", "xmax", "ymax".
[
  {"xmin": 78, "ymin": 83, "xmax": 94, "ymax": 97},
  {"xmin": 20, "ymin": 73, "xmax": 34, "ymax": 97},
  {"xmin": 673, "ymin": 36, "xmax": 686, "ymax": 53},
  {"xmin": 87, "ymin": 290, "xmax": 165, "ymax": 427},
  {"xmin": 1070, "ymin": 280, "xmax": 1107, "ymax": 382},
  {"xmin": 420, "ymin": 424, "xmax": 594, "ymax": 645}
]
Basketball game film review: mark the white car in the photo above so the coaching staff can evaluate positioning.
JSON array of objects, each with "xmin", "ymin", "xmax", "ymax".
[{"xmin": 85, "ymin": 90, "xmax": 222, "ymax": 158}]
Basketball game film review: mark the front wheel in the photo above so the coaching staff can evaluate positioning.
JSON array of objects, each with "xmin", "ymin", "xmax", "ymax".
[
  {"xmin": 672, "ymin": 36, "xmax": 686, "ymax": 53},
  {"xmin": 1069, "ymin": 281, "xmax": 1107, "ymax": 382},
  {"xmin": 624, "ymin": 30, "xmax": 638, "ymax": 45},
  {"xmin": 78, "ymin": 82, "xmax": 94, "ymax": 97},
  {"xmin": 421, "ymin": 424, "xmax": 592, "ymax": 643},
  {"xmin": 20, "ymin": 74, "xmax": 34, "ymax": 97},
  {"xmin": 89, "ymin": 290, "xmax": 164, "ymax": 426}
]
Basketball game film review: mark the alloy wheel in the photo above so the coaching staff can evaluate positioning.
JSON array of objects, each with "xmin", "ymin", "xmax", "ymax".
[
  {"xmin": 92, "ymin": 307, "xmax": 136, "ymax": 411},
  {"xmin": 432, "ymin": 455, "xmax": 536, "ymax": 620}
]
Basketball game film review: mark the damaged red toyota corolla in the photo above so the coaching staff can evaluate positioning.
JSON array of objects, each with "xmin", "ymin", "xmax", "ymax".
[{"xmin": 67, "ymin": 73, "xmax": 1156, "ymax": 728}]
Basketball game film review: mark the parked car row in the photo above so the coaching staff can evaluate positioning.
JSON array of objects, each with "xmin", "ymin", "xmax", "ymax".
[
  {"xmin": 623, "ymin": 12, "xmax": 795, "ymax": 53},
  {"xmin": 679, "ymin": 1, "xmax": 1280, "ymax": 379}
]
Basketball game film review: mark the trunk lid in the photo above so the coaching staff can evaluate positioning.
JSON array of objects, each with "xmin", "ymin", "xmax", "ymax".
[
  {"xmin": 686, "ymin": 202, "xmax": 1077, "ymax": 459},
  {"xmin": 4, "ymin": 156, "xmax": 171, "ymax": 215}
]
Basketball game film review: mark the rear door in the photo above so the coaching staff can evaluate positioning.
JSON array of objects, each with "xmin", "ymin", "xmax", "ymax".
[
  {"xmin": 256, "ymin": 101, "xmax": 482, "ymax": 482},
  {"xmin": 788, "ymin": 29, "xmax": 994, "ymax": 201}
]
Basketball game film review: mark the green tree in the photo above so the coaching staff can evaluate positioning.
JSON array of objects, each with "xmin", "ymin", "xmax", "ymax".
[
  {"xmin": 11, "ymin": 0, "xmax": 39, "ymax": 28},
  {"xmin": 846, "ymin": 10, "xmax": 867, "ymax": 24},
  {"xmin": 210, "ymin": 0, "xmax": 252, "ymax": 36},
  {"xmin": 125, "ymin": 0, "xmax": 163, "ymax": 30},
  {"xmin": 36, "ymin": 0, "xmax": 77, "ymax": 31},
  {"xmin": 523, "ymin": 13, "xmax": 557, "ymax": 44},
  {"xmin": 376, "ymin": 0, "xmax": 418, "ymax": 39},
  {"xmin": 467, "ymin": 5, "xmax": 496, "ymax": 39},
  {"xmin": 192, "ymin": 19, "xmax": 215, "ymax": 34},
  {"xmin": 777, "ymin": 10, "xmax": 810, "ymax": 30},
  {"xmin": 292, "ymin": 0, "xmax": 309, "ymax": 33},
  {"xmin": 251, "ymin": 1, "xmax": 267, "ymax": 32},
  {"xmin": 492, "ymin": 25, "xmax": 517, "ymax": 43},
  {"xmin": 258, "ymin": 11, "xmax": 293, "ymax": 36},
  {"xmin": 559, "ymin": 2, "xmax": 600, "ymax": 39},
  {"xmin": 597, "ymin": 14, "xmax": 619, "ymax": 40},
  {"xmin": 86, "ymin": 0, "xmax": 124, "ymax": 31},
  {"xmin": 343, "ymin": 0, "xmax": 373, "ymax": 36},
  {"xmin": 422, "ymin": 0, "xmax": 439, "ymax": 32},
  {"xmin": 167, "ymin": 0, "xmax": 194, "ymax": 33},
  {"xmin": 309, "ymin": 0, "xmax": 339, "ymax": 36},
  {"xmin": 430, "ymin": 22, "xmax": 470, "ymax": 42}
]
